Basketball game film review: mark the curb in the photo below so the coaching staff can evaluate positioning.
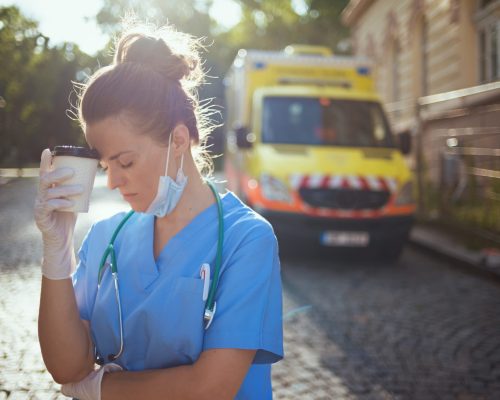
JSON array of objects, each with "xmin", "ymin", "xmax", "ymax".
[
  {"xmin": 0, "ymin": 168, "xmax": 39, "ymax": 176},
  {"xmin": 0, "ymin": 168, "xmax": 39, "ymax": 185},
  {"xmin": 409, "ymin": 225, "xmax": 500, "ymax": 278}
]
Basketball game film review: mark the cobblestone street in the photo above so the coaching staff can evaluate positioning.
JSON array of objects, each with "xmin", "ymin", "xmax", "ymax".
[
  {"xmin": 275, "ymin": 248, "xmax": 500, "ymax": 399},
  {"xmin": 1, "ymin": 177, "xmax": 500, "ymax": 399}
]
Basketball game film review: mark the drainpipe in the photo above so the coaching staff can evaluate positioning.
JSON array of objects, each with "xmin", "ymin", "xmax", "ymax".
[{"xmin": 415, "ymin": 99, "xmax": 424, "ymax": 215}]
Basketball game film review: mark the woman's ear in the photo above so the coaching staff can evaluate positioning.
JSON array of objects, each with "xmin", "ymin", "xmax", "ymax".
[{"xmin": 171, "ymin": 124, "xmax": 190, "ymax": 156}]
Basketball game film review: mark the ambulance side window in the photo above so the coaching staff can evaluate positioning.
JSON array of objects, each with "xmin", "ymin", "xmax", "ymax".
[
  {"xmin": 371, "ymin": 107, "xmax": 386, "ymax": 143},
  {"xmin": 263, "ymin": 105, "xmax": 275, "ymax": 141}
]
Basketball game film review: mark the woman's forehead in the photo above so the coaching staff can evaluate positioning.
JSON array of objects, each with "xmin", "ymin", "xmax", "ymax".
[{"xmin": 85, "ymin": 116, "xmax": 152, "ymax": 158}]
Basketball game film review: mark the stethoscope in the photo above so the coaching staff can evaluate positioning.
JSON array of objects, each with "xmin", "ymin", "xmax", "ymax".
[{"xmin": 94, "ymin": 180, "xmax": 223, "ymax": 365}]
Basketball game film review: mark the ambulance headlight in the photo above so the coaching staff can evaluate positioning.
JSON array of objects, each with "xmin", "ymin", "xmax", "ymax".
[
  {"xmin": 394, "ymin": 181, "xmax": 414, "ymax": 206},
  {"xmin": 260, "ymin": 174, "xmax": 292, "ymax": 203}
]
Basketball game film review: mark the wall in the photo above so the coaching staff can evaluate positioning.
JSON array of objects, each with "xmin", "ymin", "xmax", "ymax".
[{"xmin": 346, "ymin": 0, "xmax": 480, "ymax": 133}]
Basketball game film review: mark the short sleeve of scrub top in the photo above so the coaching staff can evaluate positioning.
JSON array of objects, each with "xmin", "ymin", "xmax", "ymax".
[
  {"xmin": 73, "ymin": 223, "xmax": 95, "ymax": 321},
  {"xmin": 202, "ymin": 224, "xmax": 283, "ymax": 364}
]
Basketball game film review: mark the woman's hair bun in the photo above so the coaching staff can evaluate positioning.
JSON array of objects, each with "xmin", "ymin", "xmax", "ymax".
[{"xmin": 114, "ymin": 32, "xmax": 201, "ymax": 85}]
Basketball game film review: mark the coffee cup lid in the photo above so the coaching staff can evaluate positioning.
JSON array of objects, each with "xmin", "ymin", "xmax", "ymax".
[{"xmin": 52, "ymin": 146, "xmax": 99, "ymax": 159}]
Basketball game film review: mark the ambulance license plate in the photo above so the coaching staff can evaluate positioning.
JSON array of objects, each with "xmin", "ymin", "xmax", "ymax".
[{"xmin": 320, "ymin": 231, "xmax": 370, "ymax": 247}]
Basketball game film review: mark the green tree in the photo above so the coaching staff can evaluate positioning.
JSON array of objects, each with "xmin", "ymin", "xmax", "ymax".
[
  {"xmin": 221, "ymin": 0, "xmax": 350, "ymax": 56},
  {"xmin": 96, "ymin": 0, "xmax": 214, "ymax": 39},
  {"xmin": 22, "ymin": 43, "xmax": 95, "ymax": 163},
  {"xmin": 0, "ymin": 6, "xmax": 39, "ymax": 165},
  {"xmin": 93, "ymin": 0, "xmax": 350, "ymax": 71},
  {"xmin": 0, "ymin": 6, "xmax": 95, "ymax": 167}
]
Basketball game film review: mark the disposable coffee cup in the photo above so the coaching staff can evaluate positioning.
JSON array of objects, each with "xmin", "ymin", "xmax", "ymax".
[{"xmin": 51, "ymin": 145, "xmax": 99, "ymax": 213}]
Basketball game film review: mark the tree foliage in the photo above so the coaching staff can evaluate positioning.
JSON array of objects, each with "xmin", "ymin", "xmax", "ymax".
[
  {"xmin": 94, "ymin": 0, "xmax": 350, "ymax": 72},
  {"xmin": 0, "ymin": 6, "xmax": 94, "ymax": 167},
  {"xmin": 226, "ymin": 0, "xmax": 350, "ymax": 53}
]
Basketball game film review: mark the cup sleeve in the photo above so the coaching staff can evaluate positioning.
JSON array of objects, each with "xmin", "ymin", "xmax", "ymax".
[{"xmin": 202, "ymin": 226, "xmax": 284, "ymax": 364}]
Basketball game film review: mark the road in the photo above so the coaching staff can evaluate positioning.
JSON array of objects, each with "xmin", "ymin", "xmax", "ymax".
[{"xmin": 1, "ymin": 176, "xmax": 500, "ymax": 399}]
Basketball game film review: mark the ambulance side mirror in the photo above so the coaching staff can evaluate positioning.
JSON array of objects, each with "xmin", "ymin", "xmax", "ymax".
[
  {"xmin": 398, "ymin": 131, "xmax": 412, "ymax": 155},
  {"xmin": 235, "ymin": 126, "xmax": 253, "ymax": 149}
]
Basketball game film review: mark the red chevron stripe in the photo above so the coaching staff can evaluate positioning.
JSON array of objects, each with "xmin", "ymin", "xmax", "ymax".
[
  {"xmin": 340, "ymin": 177, "xmax": 350, "ymax": 189},
  {"xmin": 358, "ymin": 176, "xmax": 370, "ymax": 190},
  {"xmin": 378, "ymin": 178, "xmax": 389, "ymax": 192},
  {"xmin": 300, "ymin": 175, "xmax": 308, "ymax": 188}
]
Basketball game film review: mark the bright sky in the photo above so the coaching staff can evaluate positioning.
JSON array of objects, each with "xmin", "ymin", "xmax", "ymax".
[{"xmin": 0, "ymin": 0, "xmax": 242, "ymax": 55}]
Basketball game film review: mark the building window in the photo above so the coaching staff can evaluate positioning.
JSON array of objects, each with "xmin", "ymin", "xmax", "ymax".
[
  {"xmin": 480, "ymin": 29, "xmax": 487, "ymax": 81},
  {"xmin": 384, "ymin": 11, "xmax": 400, "ymax": 103},
  {"xmin": 476, "ymin": 0, "xmax": 500, "ymax": 82},
  {"xmin": 492, "ymin": 23, "xmax": 499, "ymax": 79},
  {"xmin": 421, "ymin": 16, "xmax": 428, "ymax": 95},
  {"xmin": 391, "ymin": 40, "xmax": 401, "ymax": 103},
  {"xmin": 481, "ymin": 0, "xmax": 496, "ymax": 7}
]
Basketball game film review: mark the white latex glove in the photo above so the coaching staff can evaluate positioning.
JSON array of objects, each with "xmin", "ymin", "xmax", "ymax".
[
  {"xmin": 61, "ymin": 363, "xmax": 123, "ymax": 400},
  {"xmin": 34, "ymin": 148, "xmax": 84, "ymax": 280}
]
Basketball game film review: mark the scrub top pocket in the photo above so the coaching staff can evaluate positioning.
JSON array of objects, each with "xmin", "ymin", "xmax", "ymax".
[
  {"xmin": 158, "ymin": 276, "xmax": 206, "ymax": 364},
  {"xmin": 91, "ymin": 274, "xmax": 207, "ymax": 371}
]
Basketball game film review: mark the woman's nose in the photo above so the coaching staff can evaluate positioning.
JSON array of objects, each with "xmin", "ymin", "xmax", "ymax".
[{"xmin": 107, "ymin": 167, "xmax": 126, "ymax": 190}]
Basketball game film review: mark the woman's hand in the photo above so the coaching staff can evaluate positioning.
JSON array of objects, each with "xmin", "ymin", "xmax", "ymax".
[
  {"xmin": 34, "ymin": 148, "xmax": 84, "ymax": 279},
  {"xmin": 61, "ymin": 363, "xmax": 122, "ymax": 400}
]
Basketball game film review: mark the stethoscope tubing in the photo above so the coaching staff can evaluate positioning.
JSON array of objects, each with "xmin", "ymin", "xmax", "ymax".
[
  {"xmin": 109, "ymin": 271, "xmax": 124, "ymax": 361},
  {"xmin": 94, "ymin": 180, "xmax": 223, "ymax": 365},
  {"xmin": 204, "ymin": 181, "xmax": 223, "ymax": 318}
]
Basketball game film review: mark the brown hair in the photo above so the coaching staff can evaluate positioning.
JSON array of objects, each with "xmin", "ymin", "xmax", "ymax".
[{"xmin": 76, "ymin": 22, "xmax": 214, "ymax": 174}]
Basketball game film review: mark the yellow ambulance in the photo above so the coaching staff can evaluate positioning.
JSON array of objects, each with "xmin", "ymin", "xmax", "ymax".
[{"xmin": 223, "ymin": 45, "xmax": 415, "ymax": 260}]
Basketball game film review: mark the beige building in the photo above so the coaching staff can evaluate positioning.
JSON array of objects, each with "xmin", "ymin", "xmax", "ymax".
[
  {"xmin": 342, "ymin": 0, "xmax": 499, "ymax": 128},
  {"xmin": 342, "ymin": 0, "xmax": 500, "ymax": 232}
]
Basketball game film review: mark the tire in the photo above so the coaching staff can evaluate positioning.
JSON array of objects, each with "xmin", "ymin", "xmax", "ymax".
[{"xmin": 377, "ymin": 241, "xmax": 406, "ymax": 263}]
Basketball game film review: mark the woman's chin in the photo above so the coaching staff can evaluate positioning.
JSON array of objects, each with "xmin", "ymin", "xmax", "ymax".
[{"xmin": 126, "ymin": 199, "xmax": 146, "ymax": 213}]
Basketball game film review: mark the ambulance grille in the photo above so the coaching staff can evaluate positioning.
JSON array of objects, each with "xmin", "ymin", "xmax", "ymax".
[{"xmin": 299, "ymin": 188, "xmax": 391, "ymax": 210}]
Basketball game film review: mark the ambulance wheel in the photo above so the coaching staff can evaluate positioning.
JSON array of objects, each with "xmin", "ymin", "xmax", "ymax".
[{"xmin": 377, "ymin": 241, "xmax": 405, "ymax": 264}]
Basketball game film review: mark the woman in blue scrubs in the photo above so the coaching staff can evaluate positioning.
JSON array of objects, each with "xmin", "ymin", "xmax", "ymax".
[{"xmin": 35, "ymin": 23, "xmax": 283, "ymax": 399}]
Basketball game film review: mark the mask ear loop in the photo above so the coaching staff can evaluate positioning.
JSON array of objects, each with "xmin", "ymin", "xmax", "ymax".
[
  {"xmin": 179, "ymin": 152, "xmax": 184, "ymax": 171},
  {"xmin": 164, "ymin": 132, "xmax": 173, "ymax": 177},
  {"xmin": 166, "ymin": 130, "xmax": 186, "ymax": 180},
  {"xmin": 165, "ymin": 131, "xmax": 185, "ymax": 177},
  {"xmin": 177, "ymin": 152, "xmax": 185, "ymax": 181}
]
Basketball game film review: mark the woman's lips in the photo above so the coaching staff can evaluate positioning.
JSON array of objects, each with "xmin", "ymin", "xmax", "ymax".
[{"xmin": 122, "ymin": 193, "xmax": 137, "ymax": 199}]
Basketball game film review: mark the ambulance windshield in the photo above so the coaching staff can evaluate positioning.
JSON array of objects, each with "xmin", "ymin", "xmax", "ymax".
[{"xmin": 262, "ymin": 97, "xmax": 395, "ymax": 147}]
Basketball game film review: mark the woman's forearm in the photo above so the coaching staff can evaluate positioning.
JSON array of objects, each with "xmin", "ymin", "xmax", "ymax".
[
  {"xmin": 101, "ymin": 349, "xmax": 254, "ymax": 400},
  {"xmin": 38, "ymin": 276, "xmax": 94, "ymax": 383},
  {"xmin": 101, "ymin": 365, "xmax": 204, "ymax": 400}
]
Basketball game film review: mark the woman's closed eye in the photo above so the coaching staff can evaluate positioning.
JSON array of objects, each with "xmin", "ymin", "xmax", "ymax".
[
  {"xmin": 120, "ymin": 161, "xmax": 133, "ymax": 169},
  {"xmin": 99, "ymin": 161, "xmax": 133, "ymax": 171},
  {"xmin": 117, "ymin": 154, "xmax": 135, "ymax": 169}
]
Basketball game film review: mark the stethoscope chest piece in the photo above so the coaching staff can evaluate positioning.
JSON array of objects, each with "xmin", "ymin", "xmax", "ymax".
[{"xmin": 204, "ymin": 302, "xmax": 217, "ymax": 330}]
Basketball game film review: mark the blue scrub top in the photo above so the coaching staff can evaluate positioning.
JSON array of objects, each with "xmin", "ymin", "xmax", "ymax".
[{"xmin": 72, "ymin": 191, "xmax": 284, "ymax": 399}]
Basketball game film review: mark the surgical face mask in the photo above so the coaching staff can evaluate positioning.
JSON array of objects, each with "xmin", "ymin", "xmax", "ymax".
[{"xmin": 145, "ymin": 134, "xmax": 188, "ymax": 218}]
